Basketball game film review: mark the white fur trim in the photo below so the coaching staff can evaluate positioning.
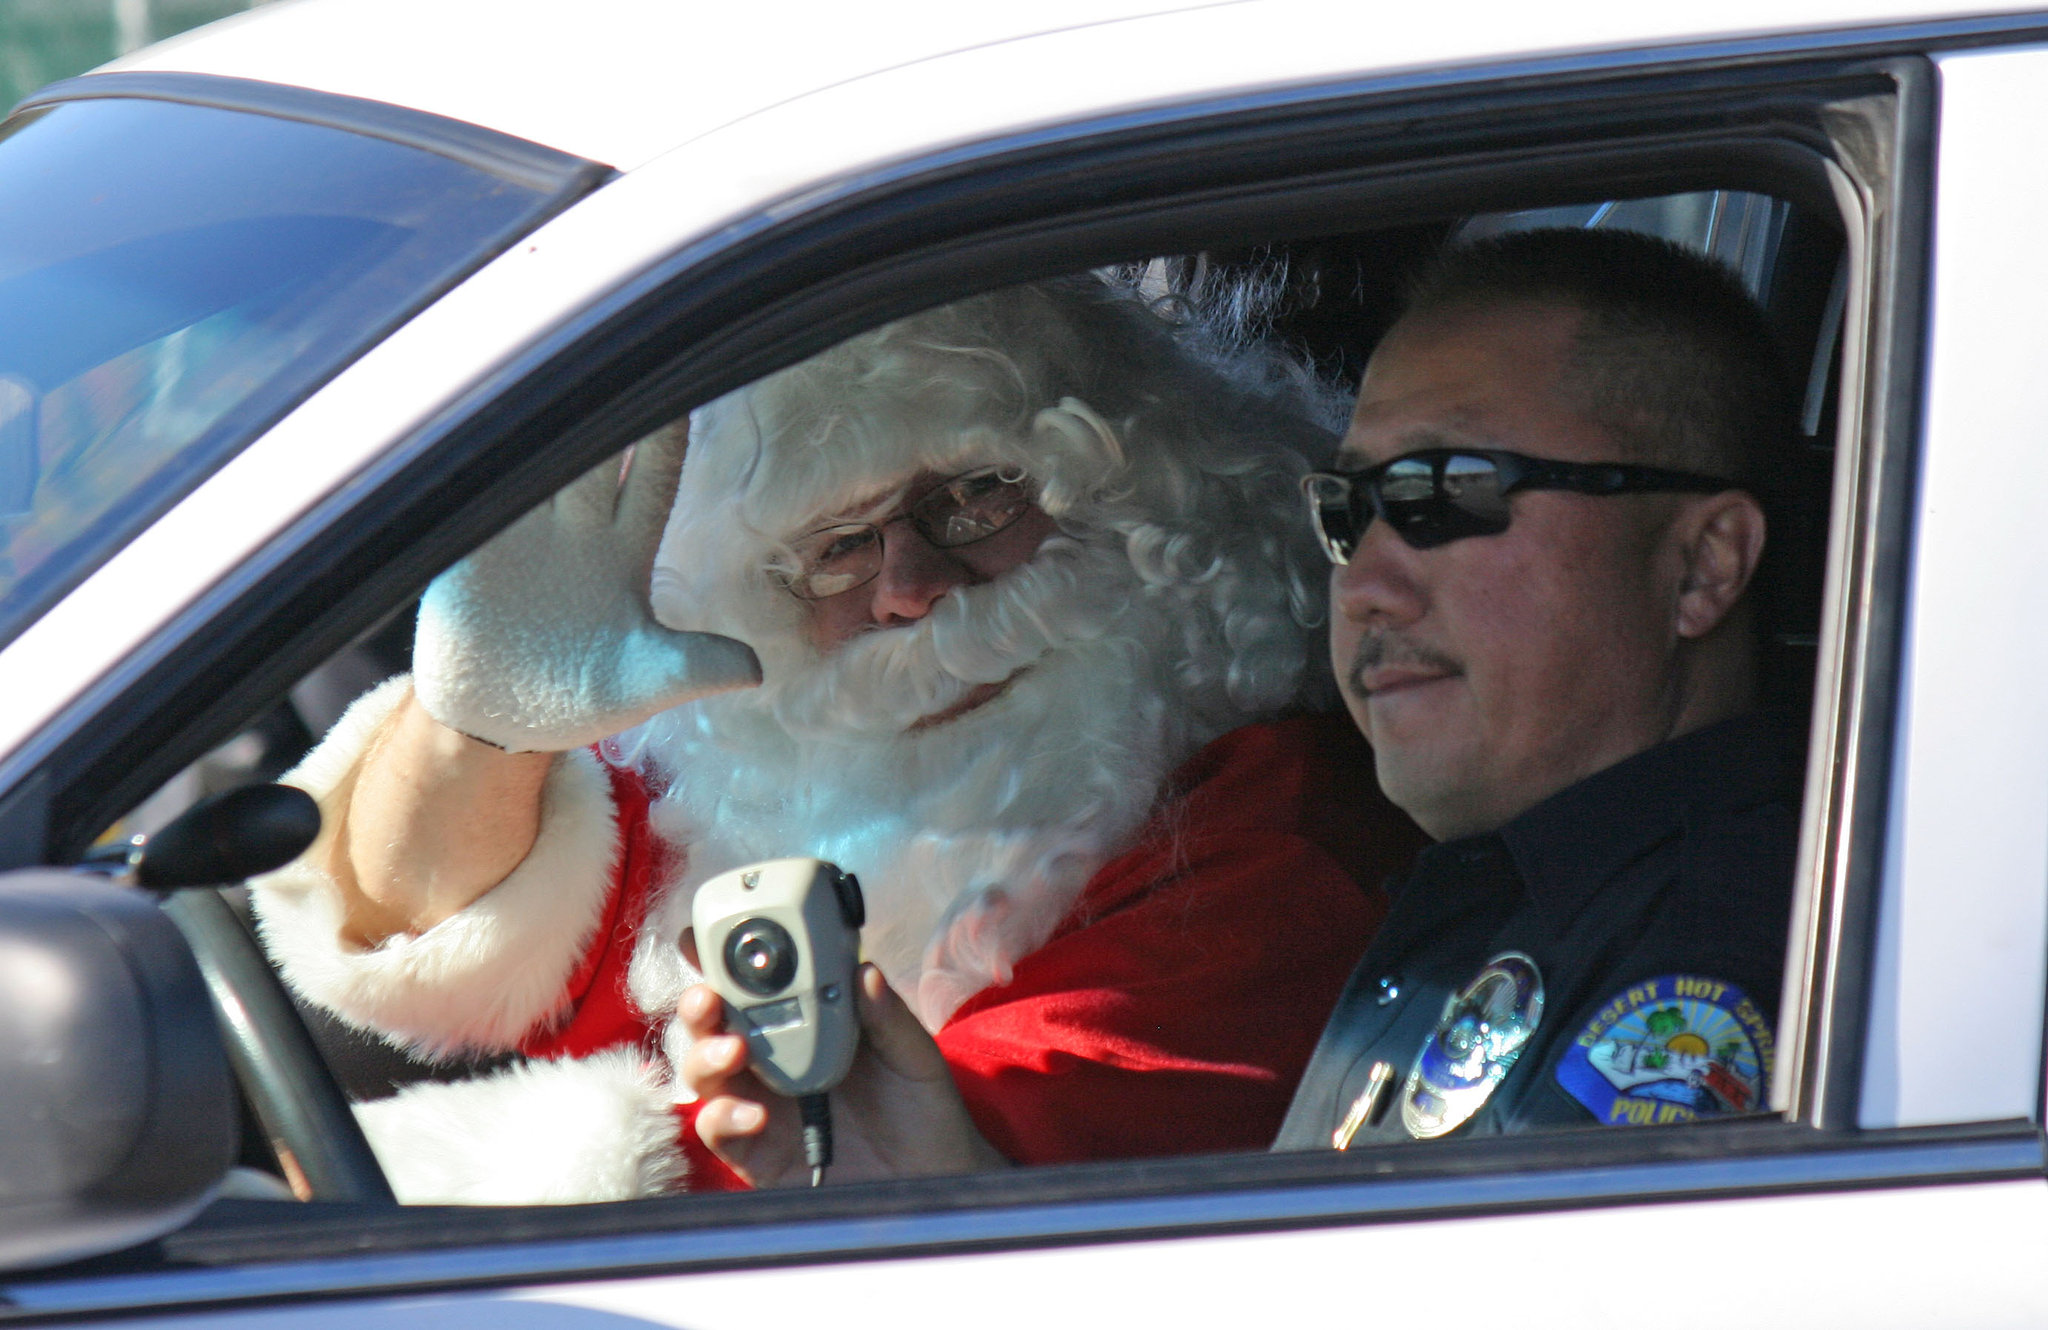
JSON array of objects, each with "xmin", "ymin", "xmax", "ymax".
[
  {"xmin": 249, "ymin": 675, "xmax": 623, "ymax": 1057},
  {"xmin": 354, "ymin": 1051, "xmax": 683, "ymax": 1204}
]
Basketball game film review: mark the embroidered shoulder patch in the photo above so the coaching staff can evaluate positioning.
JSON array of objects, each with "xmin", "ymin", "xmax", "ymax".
[{"xmin": 1555, "ymin": 975, "xmax": 1774, "ymax": 1126}]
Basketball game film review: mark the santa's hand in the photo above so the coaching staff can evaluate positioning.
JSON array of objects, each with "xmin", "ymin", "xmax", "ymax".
[
  {"xmin": 681, "ymin": 964, "xmax": 1009, "ymax": 1187},
  {"xmin": 414, "ymin": 422, "xmax": 761, "ymax": 753}
]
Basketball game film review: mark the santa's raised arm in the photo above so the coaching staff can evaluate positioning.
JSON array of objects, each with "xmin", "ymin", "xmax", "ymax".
[{"xmin": 250, "ymin": 277, "xmax": 1423, "ymax": 1203}]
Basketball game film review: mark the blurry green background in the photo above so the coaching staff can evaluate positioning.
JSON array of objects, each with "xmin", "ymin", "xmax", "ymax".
[{"xmin": 0, "ymin": 0, "xmax": 267, "ymax": 109}]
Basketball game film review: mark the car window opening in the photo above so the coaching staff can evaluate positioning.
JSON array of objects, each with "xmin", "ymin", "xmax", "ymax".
[{"xmin": 88, "ymin": 181, "xmax": 1846, "ymax": 1221}]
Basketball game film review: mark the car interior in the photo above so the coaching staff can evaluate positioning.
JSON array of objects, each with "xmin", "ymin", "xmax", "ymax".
[
  {"xmin": 68, "ymin": 185, "xmax": 1841, "ymax": 1194},
  {"xmin": 10, "ymin": 58, "xmax": 1919, "ymax": 1281}
]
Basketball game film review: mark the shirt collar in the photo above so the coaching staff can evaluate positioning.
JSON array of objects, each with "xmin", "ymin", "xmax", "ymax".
[{"xmin": 1435, "ymin": 711, "xmax": 1801, "ymax": 929}]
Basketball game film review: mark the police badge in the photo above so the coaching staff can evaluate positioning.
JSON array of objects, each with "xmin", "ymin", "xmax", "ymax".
[{"xmin": 1401, "ymin": 952, "xmax": 1545, "ymax": 1139}]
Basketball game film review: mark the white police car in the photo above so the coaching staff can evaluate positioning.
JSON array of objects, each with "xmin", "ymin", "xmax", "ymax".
[{"xmin": 2, "ymin": 0, "xmax": 2047, "ymax": 1323}]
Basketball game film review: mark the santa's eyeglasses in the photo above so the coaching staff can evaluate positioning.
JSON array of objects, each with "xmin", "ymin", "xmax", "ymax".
[
  {"xmin": 1301, "ymin": 448, "xmax": 1735, "ymax": 563},
  {"xmin": 778, "ymin": 465, "xmax": 1039, "ymax": 601}
]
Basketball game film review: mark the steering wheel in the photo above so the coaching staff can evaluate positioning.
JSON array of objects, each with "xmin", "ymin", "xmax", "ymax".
[{"xmin": 132, "ymin": 784, "xmax": 397, "ymax": 1205}]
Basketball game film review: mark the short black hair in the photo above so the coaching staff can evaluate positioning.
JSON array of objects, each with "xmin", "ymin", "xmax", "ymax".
[{"xmin": 1401, "ymin": 227, "xmax": 1797, "ymax": 487}]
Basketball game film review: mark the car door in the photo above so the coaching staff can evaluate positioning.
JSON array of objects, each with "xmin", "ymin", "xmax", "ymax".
[{"xmin": 5, "ymin": 11, "xmax": 2048, "ymax": 1329}]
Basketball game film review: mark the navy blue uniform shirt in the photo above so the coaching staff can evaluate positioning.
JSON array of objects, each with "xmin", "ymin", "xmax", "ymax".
[{"xmin": 1275, "ymin": 711, "xmax": 1801, "ymax": 1150}]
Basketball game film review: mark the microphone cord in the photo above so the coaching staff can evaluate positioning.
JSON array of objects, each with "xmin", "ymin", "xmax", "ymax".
[{"xmin": 798, "ymin": 1093, "xmax": 832, "ymax": 1187}]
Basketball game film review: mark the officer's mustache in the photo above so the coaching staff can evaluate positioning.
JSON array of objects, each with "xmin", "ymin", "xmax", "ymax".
[{"xmin": 1346, "ymin": 633, "xmax": 1464, "ymax": 697}]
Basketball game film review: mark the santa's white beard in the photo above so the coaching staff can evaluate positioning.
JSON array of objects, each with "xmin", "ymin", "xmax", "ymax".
[{"xmin": 620, "ymin": 535, "xmax": 1224, "ymax": 1051}]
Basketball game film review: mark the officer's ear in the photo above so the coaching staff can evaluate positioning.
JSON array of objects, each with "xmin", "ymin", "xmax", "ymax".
[{"xmin": 1673, "ymin": 490, "xmax": 1766, "ymax": 641}]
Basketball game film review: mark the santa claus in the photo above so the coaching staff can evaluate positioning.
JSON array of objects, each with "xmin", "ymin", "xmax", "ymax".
[{"xmin": 250, "ymin": 276, "xmax": 1421, "ymax": 1203}]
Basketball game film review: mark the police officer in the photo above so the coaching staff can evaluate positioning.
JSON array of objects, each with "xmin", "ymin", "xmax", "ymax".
[{"xmin": 1278, "ymin": 228, "xmax": 1800, "ymax": 1147}]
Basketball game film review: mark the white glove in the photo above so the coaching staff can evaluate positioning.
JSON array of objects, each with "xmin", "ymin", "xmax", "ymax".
[{"xmin": 414, "ymin": 422, "xmax": 761, "ymax": 752}]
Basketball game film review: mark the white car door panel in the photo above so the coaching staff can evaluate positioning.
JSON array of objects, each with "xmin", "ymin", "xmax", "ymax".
[
  {"xmin": 1861, "ymin": 43, "xmax": 2048, "ymax": 1129},
  {"xmin": 71, "ymin": 1179, "xmax": 2048, "ymax": 1329}
]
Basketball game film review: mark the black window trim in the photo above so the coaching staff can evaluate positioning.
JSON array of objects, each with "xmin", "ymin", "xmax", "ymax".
[
  {"xmin": 1779, "ymin": 59, "xmax": 1933, "ymax": 1135},
  {"xmin": 0, "ymin": 28, "xmax": 2005, "ymax": 1315}
]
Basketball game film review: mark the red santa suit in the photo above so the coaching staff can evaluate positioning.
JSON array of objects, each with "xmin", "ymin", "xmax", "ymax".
[
  {"xmin": 521, "ymin": 712, "xmax": 1413, "ymax": 1188},
  {"xmin": 253, "ymin": 682, "xmax": 1416, "ymax": 1200}
]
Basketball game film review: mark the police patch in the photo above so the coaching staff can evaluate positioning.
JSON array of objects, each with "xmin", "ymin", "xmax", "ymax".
[{"xmin": 1555, "ymin": 975, "xmax": 1773, "ymax": 1126}]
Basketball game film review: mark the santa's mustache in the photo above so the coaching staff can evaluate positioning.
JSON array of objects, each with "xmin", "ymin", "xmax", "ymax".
[
  {"xmin": 1346, "ymin": 633, "xmax": 1463, "ymax": 698},
  {"xmin": 769, "ymin": 535, "xmax": 1130, "ymax": 740}
]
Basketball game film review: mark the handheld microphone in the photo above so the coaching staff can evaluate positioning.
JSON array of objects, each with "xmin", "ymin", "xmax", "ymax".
[{"xmin": 692, "ymin": 858, "xmax": 865, "ymax": 1183}]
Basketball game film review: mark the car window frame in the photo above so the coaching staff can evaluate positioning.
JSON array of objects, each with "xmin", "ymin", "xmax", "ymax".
[{"xmin": 5, "ymin": 38, "xmax": 2038, "ymax": 1320}]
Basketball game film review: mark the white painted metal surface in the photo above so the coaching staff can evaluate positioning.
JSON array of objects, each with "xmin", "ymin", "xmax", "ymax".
[
  {"xmin": 1860, "ymin": 45, "xmax": 2048, "ymax": 1127},
  {"xmin": 111, "ymin": 0, "xmax": 1240, "ymax": 170},
  {"xmin": 99, "ymin": 1179, "xmax": 2048, "ymax": 1328},
  {"xmin": 113, "ymin": 0, "xmax": 2047, "ymax": 169}
]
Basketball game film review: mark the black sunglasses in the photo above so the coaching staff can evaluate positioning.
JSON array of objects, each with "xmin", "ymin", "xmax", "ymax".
[{"xmin": 1301, "ymin": 448, "xmax": 1735, "ymax": 563}]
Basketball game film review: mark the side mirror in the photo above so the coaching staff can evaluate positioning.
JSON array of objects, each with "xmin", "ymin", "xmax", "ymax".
[
  {"xmin": 93, "ymin": 782, "xmax": 322, "ymax": 891},
  {"xmin": 0, "ymin": 870, "xmax": 235, "ymax": 1271}
]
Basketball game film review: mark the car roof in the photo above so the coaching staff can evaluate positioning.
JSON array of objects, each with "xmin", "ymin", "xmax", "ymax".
[
  {"xmin": 107, "ymin": 0, "xmax": 2043, "ymax": 170},
  {"xmin": 107, "ymin": 0, "xmax": 1235, "ymax": 169}
]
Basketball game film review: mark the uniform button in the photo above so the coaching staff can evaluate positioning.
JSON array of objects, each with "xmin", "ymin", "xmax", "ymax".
[{"xmin": 1375, "ymin": 975, "xmax": 1400, "ymax": 1005}]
